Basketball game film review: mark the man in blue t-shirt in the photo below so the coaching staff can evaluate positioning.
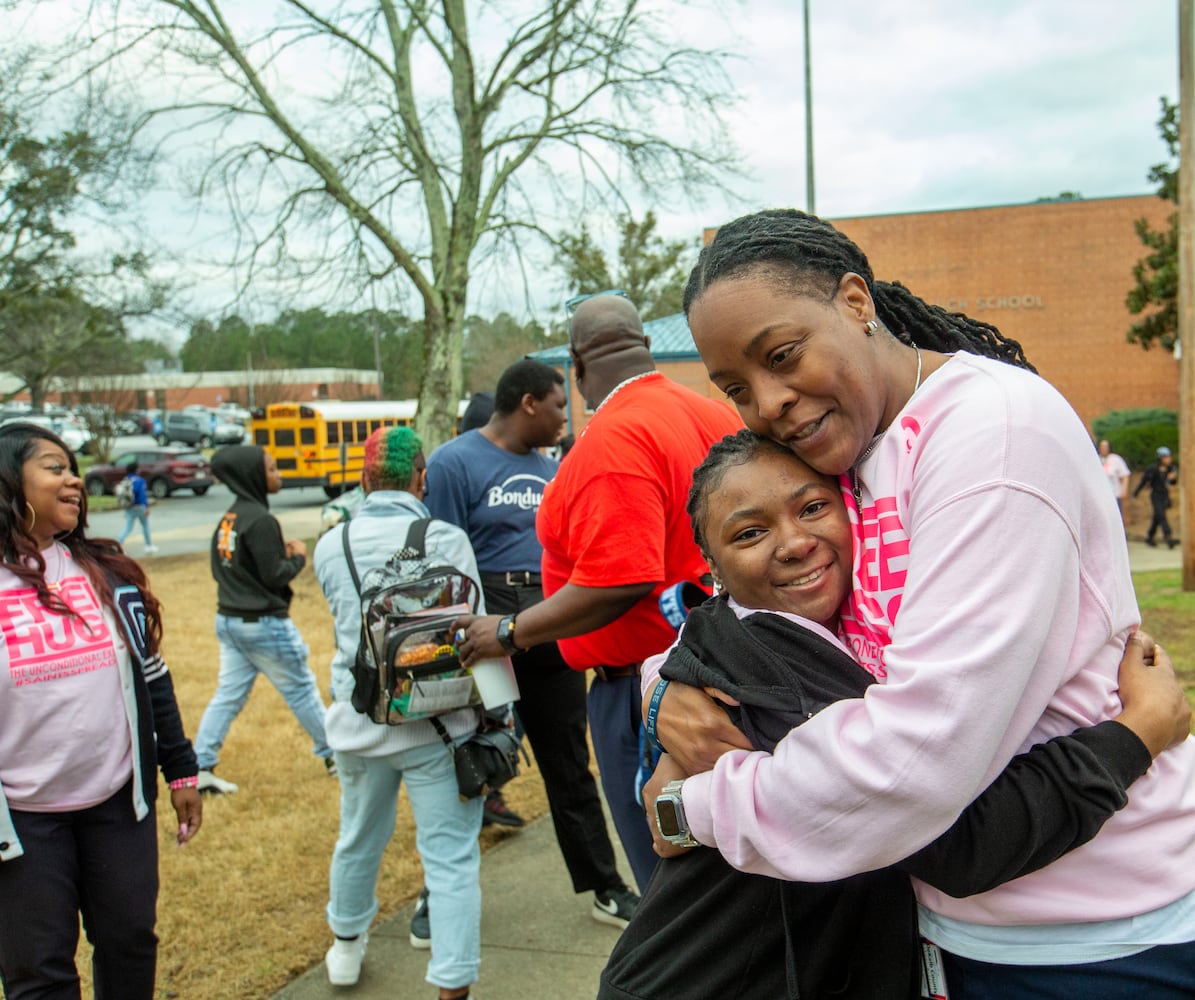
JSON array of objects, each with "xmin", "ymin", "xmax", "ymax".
[{"xmin": 425, "ymin": 359, "xmax": 639, "ymax": 934}]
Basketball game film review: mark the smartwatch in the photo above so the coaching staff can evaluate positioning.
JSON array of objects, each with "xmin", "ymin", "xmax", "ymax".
[
  {"xmin": 654, "ymin": 779, "xmax": 700, "ymax": 848},
  {"xmin": 496, "ymin": 614, "xmax": 522, "ymax": 654}
]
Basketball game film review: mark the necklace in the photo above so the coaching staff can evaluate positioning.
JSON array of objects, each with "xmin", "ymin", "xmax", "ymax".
[
  {"xmin": 594, "ymin": 370, "xmax": 658, "ymax": 415},
  {"xmin": 851, "ymin": 346, "xmax": 923, "ymax": 514}
]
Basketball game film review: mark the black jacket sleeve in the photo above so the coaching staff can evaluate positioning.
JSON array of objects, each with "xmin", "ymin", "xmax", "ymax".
[
  {"xmin": 899, "ymin": 720, "xmax": 1150, "ymax": 897},
  {"xmin": 243, "ymin": 515, "xmax": 306, "ymax": 589},
  {"xmin": 147, "ymin": 668, "xmax": 198, "ymax": 783}
]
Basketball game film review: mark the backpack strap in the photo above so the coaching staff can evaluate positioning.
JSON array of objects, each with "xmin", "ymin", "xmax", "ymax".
[
  {"xmin": 401, "ymin": 518, "xmax": 431, "ymax": 559},
  {"xmin": 429, "ymin": 715, "xmax": 455, "ymax": 754},
  {"xmin": 342, "ymin": 516, "xmax": 431, "ymax": 593},
  {"xmin": 340, "ymin": 523, "xmax": 362, "ymax": 592}
]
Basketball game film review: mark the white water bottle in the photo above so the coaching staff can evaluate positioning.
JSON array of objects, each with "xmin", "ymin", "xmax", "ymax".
[{"xmin": 470, "ymin": 656, "xmax": 520, "ymax": 709}]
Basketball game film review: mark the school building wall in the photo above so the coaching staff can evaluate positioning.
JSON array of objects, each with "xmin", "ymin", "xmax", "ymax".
[{"xmin": 828, "ymin": 196, "xmax": 1177, "ymax": 430}]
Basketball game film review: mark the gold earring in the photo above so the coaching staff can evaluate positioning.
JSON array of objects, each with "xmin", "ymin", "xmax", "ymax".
[{"xmin": 25, "ymin": 502, "xmax": 35, "ymax": 531}]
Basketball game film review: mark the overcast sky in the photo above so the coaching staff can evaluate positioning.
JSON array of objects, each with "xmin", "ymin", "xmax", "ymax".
[
  {"xmin": 670, "ymin": 0, "xmax": 1178, "ymax": 226},
  {"xmin": 5, "ymin": 0, "xmax": 1184, "ymax": 336}
]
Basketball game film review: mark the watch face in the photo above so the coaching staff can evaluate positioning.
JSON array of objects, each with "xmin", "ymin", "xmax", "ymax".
[{"xmin": 656, "ymin": 797, "xmax": 683, "ymax": 838}]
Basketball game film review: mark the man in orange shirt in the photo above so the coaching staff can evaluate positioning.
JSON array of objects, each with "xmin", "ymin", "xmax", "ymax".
[{"xmin": 454, "ymin": 294, "xmax": 741, "ymax": 892}]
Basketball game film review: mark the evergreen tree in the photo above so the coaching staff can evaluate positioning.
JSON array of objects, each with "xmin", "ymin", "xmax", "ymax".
[{"xmin": 1126, "ymin": 97, "xmax": 1179, "ymax": 350}]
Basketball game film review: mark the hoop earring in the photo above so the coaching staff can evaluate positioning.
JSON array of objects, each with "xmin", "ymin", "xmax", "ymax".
[
  {"xmin": 863, "ymin": 320, "xmax": 879, "ymax": 336},
  {"xmin": 25, "ymin": 502, "xmax": 35, "ymax": 531}
]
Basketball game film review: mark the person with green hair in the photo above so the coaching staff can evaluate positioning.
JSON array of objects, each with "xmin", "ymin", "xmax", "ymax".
[{"xmin": 314, "ymin": 425, "xmax": 486, "ymax": 997}]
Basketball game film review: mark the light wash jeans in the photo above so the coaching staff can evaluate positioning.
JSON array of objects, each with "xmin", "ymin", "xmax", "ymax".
[
  {"xmin": 116, "ymin": 504, "xmax": 152, "ymax": 547},
  {"xmin": 328, "ymin": 742, "xmax": 484, "ymax": 989},
  {"xmin": 193, "ymin": 614, "xmax": 331, "ymax": 770}
]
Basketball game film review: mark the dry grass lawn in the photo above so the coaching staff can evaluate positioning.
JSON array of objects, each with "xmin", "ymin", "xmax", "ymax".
[{"xmin": 77, "ymin": 549, "xmax": 550, "ymax": 999}]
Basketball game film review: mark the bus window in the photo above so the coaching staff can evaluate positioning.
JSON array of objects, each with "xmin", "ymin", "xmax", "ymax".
[
  {"xmin": 300, "ymin": 426, "xmax": 316, "ymax": 445},
  {"xmin": 276, "ymin": 428, "xmax": 296, "ymax": 447},
  {"xmin": 327, "ymin": 423, "xmax": 340, "ymax": 445},
  {"xmin": 356, "ymin": 420, "xmax": 367, "ymax": 440},
  {"xmin": 254, "ymin": 428, "xmax": 269, "ymax": 445}
]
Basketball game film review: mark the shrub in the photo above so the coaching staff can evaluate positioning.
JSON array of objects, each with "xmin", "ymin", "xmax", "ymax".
[{"xmin": 1091, "ymin": 409, "xmax": 1177, "ymax": 471}]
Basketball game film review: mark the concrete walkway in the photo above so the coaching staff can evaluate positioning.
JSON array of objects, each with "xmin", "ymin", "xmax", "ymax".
[
  {"xmin": 273, "ymin": 537, "xmax": 1181, "ymax": 1000},
  {"xmin": 273, "ymin": 814, "xmax": 626, "ymax": 1000}
]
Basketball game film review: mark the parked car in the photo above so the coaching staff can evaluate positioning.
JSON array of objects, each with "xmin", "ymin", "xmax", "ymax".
[
  {"xmin": 160, "ymin": 409, "xmax": 245, "ymax": 447},
  {"xmin": 213, "ymin": 418, "xmax": 246, "ymax": 445},
  {"xmin": 119, "ymin": 410, "xmax": 156, "ymax": 435},
  {"xmin": 157, "ymin": 411, "xmax": 213, "ymax": 448},
  {"xmin": 0, "ymin": 414, "xmax": 92, "ymax": 454},
  {"xmin": 84, "ymin": 448, "xmax": 213, "ymax": 499}
]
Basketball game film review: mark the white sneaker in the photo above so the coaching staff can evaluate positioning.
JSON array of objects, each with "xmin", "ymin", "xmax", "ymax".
[
  {"xmin": 145, "ymin": 545, "xmax": 159, "ymax": 554},
  {"xmin": 326, "ymin": 933, "xmax": 368, "ymax": 986},
  {"xmin": 197, "ymin": 769, "xmax": 239, "ymax": 794}
]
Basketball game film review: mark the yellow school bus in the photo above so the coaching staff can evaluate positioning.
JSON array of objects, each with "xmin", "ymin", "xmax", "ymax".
[{"xmin": 250, "ymin": 400, "xmax": 420, "ymax": 497}]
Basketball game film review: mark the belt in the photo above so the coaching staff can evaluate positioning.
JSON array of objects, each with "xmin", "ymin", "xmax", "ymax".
[
  {"xmin": 223, "ymin": 612, "xmax": 287, "ymax": 623},
  {"xmin": 592, "ymin": 663, "xmax": 641, "ymax": 682},
  {"xmin": 480, "ymin": 571, "xmax": 542, "ymax": 587}
]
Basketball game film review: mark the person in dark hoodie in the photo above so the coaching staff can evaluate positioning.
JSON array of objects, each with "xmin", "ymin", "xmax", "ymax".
[{"xmin": 192, "ymin": 445, "xmax": 333, "ymax": 794}]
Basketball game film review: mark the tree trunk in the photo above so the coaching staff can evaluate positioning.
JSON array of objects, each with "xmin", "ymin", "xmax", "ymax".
[{"xmin": 415, "ymin": 289, "xmax": 465, "ymax": 451}]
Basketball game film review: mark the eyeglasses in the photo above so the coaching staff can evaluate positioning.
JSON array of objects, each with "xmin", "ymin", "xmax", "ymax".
[{"xmin": 564, "ymin": 289, "xmax": 630, "ymax": 315}]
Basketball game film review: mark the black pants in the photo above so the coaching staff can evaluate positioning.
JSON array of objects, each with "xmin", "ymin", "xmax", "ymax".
[
  {"xmin": 1146, "ymin": 498, "xmax": 1173, "ymax": 543},
  {"xmin": 484, "ymin": 581, "xmax": 626, "ymax": 894},
  {"xmin": 0, "ymin": 780, "xmax": 159, "ymax": 1000}
]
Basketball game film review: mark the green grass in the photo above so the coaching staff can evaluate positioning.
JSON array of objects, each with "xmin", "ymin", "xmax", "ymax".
[{"xmin": 1135, "ymin": 569, "xmax": 1195, "ymax": 697}]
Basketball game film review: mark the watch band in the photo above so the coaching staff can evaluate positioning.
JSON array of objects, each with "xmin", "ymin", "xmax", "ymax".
[{"xmin": 496, "ymin": 614, "xmax": 522, "ymax": 654}]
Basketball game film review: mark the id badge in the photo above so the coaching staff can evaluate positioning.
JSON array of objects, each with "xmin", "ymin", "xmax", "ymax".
[{"xmin": 919, "ymin": 938, "xmax": 949, "ymax": 1000}]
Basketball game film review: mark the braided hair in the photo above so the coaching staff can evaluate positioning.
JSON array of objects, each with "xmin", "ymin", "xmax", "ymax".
[
  {"xmin": 687, "ymin": 429, "xmax": 805, "ymax": 555},
  {"xmin": 683, "ymin": 209, "xmax": 1035, "ymax": 372}
]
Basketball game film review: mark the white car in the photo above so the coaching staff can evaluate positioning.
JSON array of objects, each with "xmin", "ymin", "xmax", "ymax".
[{"xmin": 0, "ymin": 414, "xmax": 92, "ymax": 453}]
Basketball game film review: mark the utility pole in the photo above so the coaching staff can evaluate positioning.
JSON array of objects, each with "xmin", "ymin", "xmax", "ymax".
[
  {"xmin": 1180, "ymin": 0, "xmax": 1194, "ymax": 587},
  {"xmin": 803, "ymin": 0, "xmax": 816, "ymax": 214}
]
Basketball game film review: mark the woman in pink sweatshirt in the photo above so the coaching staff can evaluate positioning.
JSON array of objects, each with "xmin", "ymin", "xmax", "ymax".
[{"xmin": 644, "ymin": 209, "xmax": 1195, "ymax": 998}]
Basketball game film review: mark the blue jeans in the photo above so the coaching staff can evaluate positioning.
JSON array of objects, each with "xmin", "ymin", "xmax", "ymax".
[
  {"xmin": 328, "ymin": 742, "xmax": 484, "ymax": 989},
  {"xmin": 116, "ymin": 505, "xmax": 152, "ymax": 547},
  {"xmin": 941, "ymin": 941, "xmax": 1195, "ymax": 998},
  {"xmin": 193, "ymin": 615, "xmax": 330, "ymax": 770},
  {"xmin": 587, "ymin": 673, "xmax": 658, "ymax": 893}
]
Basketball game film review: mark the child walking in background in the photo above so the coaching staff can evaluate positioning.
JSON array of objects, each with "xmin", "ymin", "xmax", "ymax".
[{"xmin": 116, "ymin": 462, "xmax": 157, "ymax": 554}]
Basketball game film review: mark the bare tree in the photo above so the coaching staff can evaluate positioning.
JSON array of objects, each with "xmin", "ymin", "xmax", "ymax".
[{"xmin": 72, "ymin": 0, "xmax": 740, "ymax": 447}]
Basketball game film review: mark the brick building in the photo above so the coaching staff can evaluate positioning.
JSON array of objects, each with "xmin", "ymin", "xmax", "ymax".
[
  {"xmin": 832, "ymin": 195, "xmax": 1177, "ymax": 428},
  {"xmin": 0, "ymin": 368, "xmax": 382, "ymax": 414},
  {"xmin": 535, "ymin": 195, "xmax": 1176, "ymax": 435}
]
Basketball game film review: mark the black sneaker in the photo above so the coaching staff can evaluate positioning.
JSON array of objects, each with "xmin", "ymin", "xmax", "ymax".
[
  {"xmin": 409, "ymin": 888, "xmax": 430, "ymax": 949},
  {"xmin": 482, "ymin": 789, "xmax": 525, "ymax": 828},
  {"xmin": 592, "ymin": 886, "xmax": 640, "ymax": 929},
  {"xmin": 1146, "ymin": 538, "xmax": 1158, "ymax": 547}
]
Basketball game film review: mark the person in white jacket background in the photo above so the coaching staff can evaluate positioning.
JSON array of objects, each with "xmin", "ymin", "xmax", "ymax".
[
  {"xmin": 314, "ymin": 425, "xmax": 485, "ymax": 998},
  {"xmin": 642, "ymin": 209, "xmax": 1195, "ymax": 999}
]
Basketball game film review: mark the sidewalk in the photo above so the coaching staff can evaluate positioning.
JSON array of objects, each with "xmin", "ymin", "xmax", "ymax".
[
  {"xmin": 1126, "ymin": 536, "xmax": 1183, "ymax": 573},
  {"xmin": 274, "ymin": 537, "xmax": 1180, "ymax": 1000},
  {"xmin": 273, "ymin": 814, "xmax": 626, "ymax": 1000}
]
